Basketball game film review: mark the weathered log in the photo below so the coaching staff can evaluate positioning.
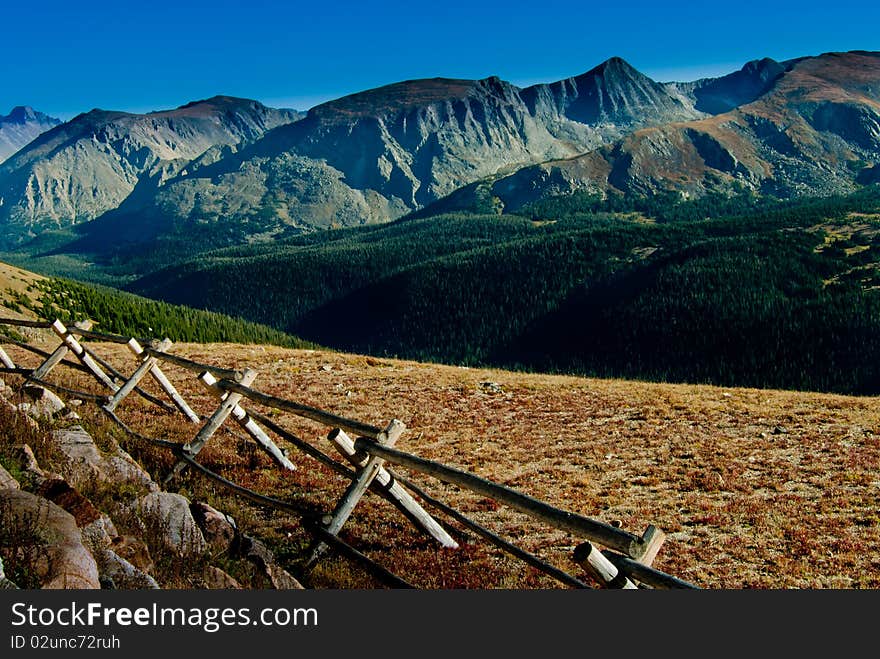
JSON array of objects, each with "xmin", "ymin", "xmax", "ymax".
[
  {"xmin": 216, "ymin": 379, "xmax": 384, "ymax": 440},
  {"xmin": 573, "ymin": 542, "xmax": 637, "ymax": 589},
  {"xmin": 144, "ymin": 348, "xmax": 241, "ymax": 380},
  {"xmin": 104, "ymin": 338, "xmax": 172, "ymax": 413},
  {"xmin": 0, "ymin": 347, "xmax": 15, "ymax": 369},
  {"xmin": 66, "ymin": 326, "xmax": 131, "ymax": 344},
  {"xmin": 49, "ymin": 320, "xmax": 117, "ymax": 391},
  {"xmin": 391, "ymin": 470, "xmax": 589, "ymax": 588},
  {"xmin": 166, "ymin": 369, "xmax": 258, "ymax": 483},
  {"xmin": 0, "ymin": 318, "xmax": 53, "ymax": 328},
  {"xmin": 0, "ymin": 340, "xmax": 89, "ymax": 374},
  {"xmin": 31, "ymin": 320, "xmax": 92, "ymax": 381},
  {"xmin": 127, "ymin": 339, "xmax": 199, "ymax": 422},
  {"xmin": 601, "ymin": 550, "xmax": 700, "ymax": 589},
  {"xmin": 305, "ymin": 420, "xmax": 404, "ymax": 569}
]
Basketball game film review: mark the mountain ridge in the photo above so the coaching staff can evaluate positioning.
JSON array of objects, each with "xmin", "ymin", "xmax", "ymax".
[{"xmin": 0, "ymin": 50, "xmax": 878, "ymax": 255}]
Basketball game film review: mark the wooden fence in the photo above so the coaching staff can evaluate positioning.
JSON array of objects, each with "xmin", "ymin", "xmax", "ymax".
[{"xmin": 0, "ymin": 317, "xmax": 699, "ymax": 590}]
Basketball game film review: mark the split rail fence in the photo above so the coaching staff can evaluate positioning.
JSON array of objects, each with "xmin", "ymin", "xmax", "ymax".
[{"xmin": 0, "ymin": 317, "xmax": 699, "ymax": 590}]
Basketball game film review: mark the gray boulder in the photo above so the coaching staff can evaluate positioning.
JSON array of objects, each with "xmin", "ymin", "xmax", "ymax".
[
  {"xmin": 51, "ymin": 425, "xmax": 158, "ymax": 493},
  {"xmin": 133, "ymin": 492, "xmax": 208, "ymax": 556},
  {"xmin": 190, "ymin": 501, "xmax": 237, "ymax": 555},
  {"xmin": 92, "ymin": 548, "xmax": 160, "ymax": 589},
  {"xmin": 0, "ymin": 556, "xmax": 17, "ymax": 589},
  {"xmin": 236, "ymin": 535, "xmax": 303, "ymax": 589},
  {"xmin": 0, "ymin": 489, "xmax": 100, "ymax": 589},
  {"xmin": 202, "ymin": 566, "xmax": 242, "ymax": 589},
  {"xmin": 22, "ymin": 385, "xmax": 66, "ymax": 419}
]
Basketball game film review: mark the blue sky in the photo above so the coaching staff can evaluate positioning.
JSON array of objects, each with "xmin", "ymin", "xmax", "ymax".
[{"xmin": 3, "ymin": 0, "xmax": 878, "ymax": 119}]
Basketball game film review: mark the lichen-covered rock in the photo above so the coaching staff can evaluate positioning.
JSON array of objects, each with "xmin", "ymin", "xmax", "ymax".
[
  {"xmin": 0, "ymin": 555, "xmax": 17, "ymax": 589},
  {"xmin": 133, "ymin": 492, "xmax": 207, "ymax": 556},
  {"xmin": 109, "ymin": 535, "xmax": 153, "ymax": 574},
  {"xmin": 92, "ymin": 548, "xmax": 160, "ymax": 590},
  {"xmin": 202, "ymin": 566, "xmax": 242, "ymax": 590},
  {"xmin": 235, "ymin": 535, "xmax": 303, "ymax": 589},
  {"xmin": 0, "ymin": 489, "xmax": 100, "ymax": 589},
  {"xmin": 22, "ymin": 385, "xmax": 66, "ymax": 419}
]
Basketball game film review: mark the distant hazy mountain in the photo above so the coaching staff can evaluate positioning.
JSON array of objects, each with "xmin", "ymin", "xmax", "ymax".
[
  {"xmin": 0, "ymin": 106, "xmax": 61, "ymax": 163},
  {"xmin": 0, "ymin": 96, "xmax": 301, "ymax": 242}
]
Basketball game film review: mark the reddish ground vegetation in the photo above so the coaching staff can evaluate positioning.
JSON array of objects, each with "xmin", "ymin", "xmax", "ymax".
[{"xmin": 4, "ymin": 341, "xmax": 879, "ymax": 589}]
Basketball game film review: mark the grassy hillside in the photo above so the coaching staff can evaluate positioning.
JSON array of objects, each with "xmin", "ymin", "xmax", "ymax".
[
  {"xmin": 2, "ymin": 340, "xmax": 876, "ymax": 589},
  {"xmin": 127, "ymin": 185, "xmax": 880, "ymax": 394}
]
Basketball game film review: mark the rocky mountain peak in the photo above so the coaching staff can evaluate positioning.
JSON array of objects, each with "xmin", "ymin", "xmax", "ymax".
[
  {"xmin": 524, "ymin": 55, "xmax": 698, "ymax": 127},
  {"xmin": 2, "ymin": 106, "xmax": 60, "ymax": 126},
  {"xmin": 5, "ymin": 106, "xmax": 37, "ymax": 123},
  {"xmin": 0, "ymin": 106, "xmax": 62, "ymax": 163},
  {"xmin": 692, "ymin": 57, "xmax": 786, "ymax": 114},
  {"xmin": 307, "ymin": 77, "xmax": 482, "ymax": 124}
]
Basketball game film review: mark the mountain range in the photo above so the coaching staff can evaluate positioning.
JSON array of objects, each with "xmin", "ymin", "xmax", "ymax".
[
  {"xmin": 1, "ymin": 50, "xmax": 878, "ymax": 258},
  {"xmin": 0, "ymin": 106, "xmax": 61, "ymax": 163}
]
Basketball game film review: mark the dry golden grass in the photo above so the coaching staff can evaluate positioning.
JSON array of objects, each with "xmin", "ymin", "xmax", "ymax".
[{"xmin": 4, "ymin": 341, "xmax": 879, "ymax": 589}]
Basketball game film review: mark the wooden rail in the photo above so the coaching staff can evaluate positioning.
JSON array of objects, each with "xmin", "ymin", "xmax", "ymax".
[
  {"xmin": 351, "ymin": 437, "xmax": 650, "ymax": 560},
  {"xmin": 146, "ymin": 347, "xmax": 242, "ymax": 380},
  {"xmin": 217, "ymin": 379, "xmax": 384, "ymax": 441},
  {"xmin": 67, "ymin": 326, "xmax": 134, "ymax": 344},
  {"xmin": 0, "ymin": 318, "xmax": 52, "ymax": 328}
]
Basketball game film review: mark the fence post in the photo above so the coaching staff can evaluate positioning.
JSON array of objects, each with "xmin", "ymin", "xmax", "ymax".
[
  {"xmin": 304, "ymin": 420, "xmax": 405, "ymax": 570},
  {"xmin": 573, "ymin": 542, "xmax": 638, "ymax": 589},
  {"xmin": 104, "ymin": 338, "xmax": 172, "ymax": 412},
  {"xmin": 30, "ymin": 320, "xmax": 92, "ymax": 381},
  {"xmin": 127, "ymin": 338, "xmax": 200, "ymax": 423},
  {"xmin": 46, "ymin": 320, "xmax": 118, "ymax": 391},
  {"xmin": 0, "ymin": 347, "xmax": 15, "ymax": 369},
  {"xmin": 166, "ymin": 369, "xmax": 258, "ymax": 483},
  {"xmin": 199, "ymin": 371, "xmax": 296, "ymax": 471},
  {"xmin": 329, "ymin": 428, "xmax": 457, "ymax": 549}
]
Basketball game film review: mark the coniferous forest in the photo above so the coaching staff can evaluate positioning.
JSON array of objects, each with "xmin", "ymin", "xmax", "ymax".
[{"xmin": 104, "ymin": 185, "xmax": 880, "ymax": 395}]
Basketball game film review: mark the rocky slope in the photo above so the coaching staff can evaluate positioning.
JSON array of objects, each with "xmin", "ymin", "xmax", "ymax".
[
  {"xmin": 126, "ymin": 59, "xmax": 705, "ymax": 240},
  {"xmin": 490, "ymin": 51, "xmax": 880, "ymax": 210},
  {"xmin": 0, "ymin": 384, "xmax": 303, "ymax": 590},
  {"xmin": 0, "ymin": 106, "xmax": 61, "ymax": 163},
  {"xmin": 0, "ymin": 97, "xmax": 301, "ymax": 243}
]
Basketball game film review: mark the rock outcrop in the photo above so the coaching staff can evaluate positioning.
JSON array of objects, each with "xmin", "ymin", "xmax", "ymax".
[
  {"xmin": 1, "ymin": 400, "xmax": 294, "ymax": 590},
  {"xmin": 51, "ymin": 425, "xmax": 159, "ymax": 493},
  {"xmin": 0, "ymin": 488, "xmax": 101, "ymax": 589},
  {"xmin": 131, "ymin": 492, "xmax": 208, "ymax": 556},
  {"xmin": 0, "ymin": 463, "xmax": 19, "ymax": 489}
]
